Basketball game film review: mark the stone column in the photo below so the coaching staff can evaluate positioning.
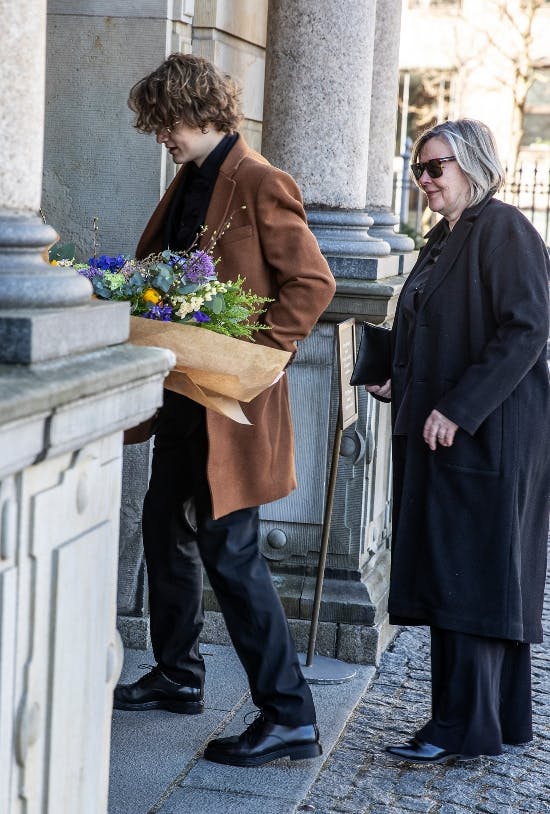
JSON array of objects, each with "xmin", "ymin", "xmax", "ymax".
[
  {"xmin": 0, "ymin": 2, "xmax": 173, "ymax": 811},
  {"xmin": 262, "ymin": 0, "xmax": 395, "ymax": 281},
  {"xmin": 366, "ymin": 0, "xmax": 415, "ymax": 258},
  {"xmin": 0, "ymin": 0, "xmax": 91, "ymax": 317},
  {"xmin": 238, "ymin": 0, "xmax": 413, "ymax": 665}
]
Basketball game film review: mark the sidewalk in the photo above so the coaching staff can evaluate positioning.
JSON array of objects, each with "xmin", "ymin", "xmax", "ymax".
[
  {"xmin": 109, "ymin": 647, "xmax": 375, "ymax": 814},
  {"xmin": 109, "ymin": 537, "xmax": 550, "ymax": 814}
]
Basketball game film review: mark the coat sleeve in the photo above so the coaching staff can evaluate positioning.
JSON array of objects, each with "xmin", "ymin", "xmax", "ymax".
[
  {"xmin": 251, "ymin": 168, "xmax": 336, "ymax": 354},
  {"xmin": 435, "ymin": 217, "xmax": 550, "ymax": 435}
]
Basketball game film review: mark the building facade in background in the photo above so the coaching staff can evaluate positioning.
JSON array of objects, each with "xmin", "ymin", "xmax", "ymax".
[{"xmin": 397, "ymin": 0, "xmax": 550, "ymax": 243}]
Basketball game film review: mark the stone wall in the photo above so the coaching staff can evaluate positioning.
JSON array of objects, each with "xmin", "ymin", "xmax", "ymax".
[{"xmin": 43, "ymin": 0, "xmax": 269, "ymax": 259}]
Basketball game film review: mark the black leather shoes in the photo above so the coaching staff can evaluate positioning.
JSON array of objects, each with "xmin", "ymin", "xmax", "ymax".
[
  {"xmin": 203, "ymin": 713, "xmax": 322, "ymax": 767},
  {"xmin": 113, "ymin": 666, "xmax": 204, "ymax": 714},
  {"xmin": 385, "ymin": 738, "xmax": 465, "ymax": 764}
]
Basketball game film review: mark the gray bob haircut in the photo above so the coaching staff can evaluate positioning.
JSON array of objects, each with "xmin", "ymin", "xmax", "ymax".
[{"xmin": 412, "ymin": 119, "xmax": 505, "ymax": 206}]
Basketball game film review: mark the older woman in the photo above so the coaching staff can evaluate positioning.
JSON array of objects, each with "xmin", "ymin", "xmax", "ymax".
[{"xmin": 367, "ymin": 119, "xmax": 550, "ymax": 763}]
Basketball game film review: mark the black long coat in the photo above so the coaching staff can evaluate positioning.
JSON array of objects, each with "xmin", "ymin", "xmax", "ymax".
[{"xmin": 386, "ymin": 196, "xmax": 550, "ymax": 643}]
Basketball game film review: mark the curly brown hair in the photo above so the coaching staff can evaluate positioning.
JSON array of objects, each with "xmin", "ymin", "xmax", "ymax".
[{"xmin": 128, "ymin": 53, "xmax": 243, "ymax": 134}]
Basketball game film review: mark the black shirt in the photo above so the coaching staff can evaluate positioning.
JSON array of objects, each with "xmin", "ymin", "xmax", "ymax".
[
  {"xmin": 164, "ymin": 132, "xmax": 239, "ymax": 252},
  {"xmin": 394, "ymin": 221, "xmax": 450, "ymax": 435}
]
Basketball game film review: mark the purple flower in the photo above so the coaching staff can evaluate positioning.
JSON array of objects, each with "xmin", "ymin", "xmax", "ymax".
[
  {"xmin": 192, "ymin": 310, "xmax": 211, "ymax": 323},
  {"xmin": 143, "ymin": 304, "xmax": 173, "ymax": 321},
  {"xmin": 185, "ymin": 250, "xmax": 216, "ymax": 284},
  {"xmin": 78, "ymin": 266, "xmax": 104, "ymax": 280}
]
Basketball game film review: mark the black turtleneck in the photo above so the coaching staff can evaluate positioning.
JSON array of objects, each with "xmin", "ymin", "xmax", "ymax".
[{"xmin": 164, "ymin": 132, "xmax": 239, "ymax": 251}]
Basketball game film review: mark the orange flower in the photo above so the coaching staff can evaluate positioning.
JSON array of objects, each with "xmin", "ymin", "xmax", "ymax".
[{"xmin": 142, "ymin": 287, "xmax": 162, "ymax": 305}]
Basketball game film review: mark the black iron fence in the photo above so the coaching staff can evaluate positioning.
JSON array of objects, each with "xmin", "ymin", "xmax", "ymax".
[{"xmin": 393, "ymin": 154, "xmax": 550, "ymax": 247}]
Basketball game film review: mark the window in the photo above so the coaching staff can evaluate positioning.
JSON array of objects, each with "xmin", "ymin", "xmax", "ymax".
[
  {"xmin": 521, "ymin": 68, "xmax": 550, "ymax": 148},
  {"xmin": 396, "ymin": 70, "xmax": 454, "ymax": 155}
]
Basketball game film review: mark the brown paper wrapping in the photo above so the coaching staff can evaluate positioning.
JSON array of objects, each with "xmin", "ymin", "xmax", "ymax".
[{"xmin": 128, "ymin": 317, "xmax": 291, "ymax": 424}]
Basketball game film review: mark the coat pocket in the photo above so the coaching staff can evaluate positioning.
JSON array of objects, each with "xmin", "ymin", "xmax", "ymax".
[
  {"xmin": 437, "ymin": 403, "xmax": 503, "ymax": 475},
  {"xmin": 219, "ymin": 224, "xmax": 254, "ymax": 244}
]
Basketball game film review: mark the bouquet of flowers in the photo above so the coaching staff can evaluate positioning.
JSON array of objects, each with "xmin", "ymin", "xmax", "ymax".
[
  {"xmin": 50, "ymin": 238, "xmax": 290, "ymax": 424},
  {"xmin": 53, "ymin": 242, "xmax": 269, "ymax": 341}
]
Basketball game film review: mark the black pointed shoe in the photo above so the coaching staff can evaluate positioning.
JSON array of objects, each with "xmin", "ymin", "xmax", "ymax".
[
  {"xmin": 385, "ymin": 738, "xmax": 463, "ymax": 764},
  {"xmin": 203, "ymin": 713, "xmax": 322, "ymax": 767},
  {"xmin": 113, "ymin": 666, "xmax": 204, "ymax": 714}
]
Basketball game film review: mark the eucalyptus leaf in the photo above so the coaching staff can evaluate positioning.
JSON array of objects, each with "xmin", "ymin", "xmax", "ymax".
[
  {"xmin": 92, "ymin": 279, "xmax": 113, "ymax": 299},
  {"xmin": 210, "ymin": 295, "xmax": 225, "ymax": 314},
  {"xmin": 153, "ymin": 268, "xmax": 173, "ymax": 293},
  {"xmin": 129, "ymin": 271, "xmax": 143, "ymax": 285}
]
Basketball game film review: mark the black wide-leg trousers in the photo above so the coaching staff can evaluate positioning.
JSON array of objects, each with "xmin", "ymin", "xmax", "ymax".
[
  {"xmin": 141, "ymin": 390, "xmax": 315, "ymax": 726},
  {"xmin": 416, "ymin": 627, "xmax": 533, "ymax": 756}
]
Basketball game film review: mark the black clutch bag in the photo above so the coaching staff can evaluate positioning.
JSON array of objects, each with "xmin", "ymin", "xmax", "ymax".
[{"xmin": 349, "ymin": 322, "xmax": 391, "ymax": 386}]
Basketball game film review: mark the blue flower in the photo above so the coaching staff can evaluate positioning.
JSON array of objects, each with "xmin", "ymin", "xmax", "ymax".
[
  {"xmin": 88, "ymin": 254, "xmax": 126, "ymax": 272},
  {"xmin": 192, "ymin": 311, "xmax": 211, "ymax": 323},
  {"xmin": 143, "ymin": 304, "xmax": 173, "ymax": 321}
]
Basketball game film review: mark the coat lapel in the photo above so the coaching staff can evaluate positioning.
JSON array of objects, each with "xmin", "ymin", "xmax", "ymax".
[
  {"xmin": 200, "ymin": 136, "xmax": 253, "ymax": 250},
  {"xmin": 200, "ymin": 173, "xmax": 236, "ymax": 250},
  {"xmin": 418, "ymin": 195, "xmax": 494, "ymax": 311}
]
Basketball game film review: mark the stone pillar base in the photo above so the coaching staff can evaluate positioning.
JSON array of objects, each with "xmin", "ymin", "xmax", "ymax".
[
  {"xmin": 117, "ymin": 616, "xmax": 151, "ymax": 651},
  {"xmin": 367, "ymin": 207, "xmax": 415, "ymax": 254},
  {"xmin": 201, "ymin": 541, "xmax": 396, "ymax": 666},
  {"xmin": 0, "ymin": 210, "xmax": 91, "ymax": 308},
  {"xmin": 307, "ymin": 209, "xmax": 395, "ymax": 281},
  {"xmin": 326, "ymin": 275, "xmax": 405, "ymax": 324},
  {"xmin": 200, "ymin": 610, "xmax": 399, "ymax": 667}
]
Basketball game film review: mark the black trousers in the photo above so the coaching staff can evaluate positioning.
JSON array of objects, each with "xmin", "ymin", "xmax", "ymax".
[
  {"xmin": 416, "ymin": 627, "xmax": 533, "ymax": 756},
  {"xmin": 141, "ymin": 390, "xmax": 315, "ymax": 726}
]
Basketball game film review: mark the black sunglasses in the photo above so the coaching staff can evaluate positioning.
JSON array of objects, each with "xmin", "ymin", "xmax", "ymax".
[{"xmin": 411, "ymin": 156, "xmax": 456, "ymax": 180}]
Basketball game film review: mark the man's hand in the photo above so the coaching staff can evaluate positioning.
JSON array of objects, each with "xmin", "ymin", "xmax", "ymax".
[
  {"xmin": 365, "ymin": 379, "xmax": 391, "ymax": 399},
  {"xmin": 423, "ymin": 409, "xmax": 459, "ymax": 451}
]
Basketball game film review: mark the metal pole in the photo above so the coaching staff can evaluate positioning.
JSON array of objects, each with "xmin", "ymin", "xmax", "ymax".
[
  {"xmin": 399, "ymin": 137, "xmax": 412, "ymax": 229},
  {"xmin": 306, "ymin": 424, "xmax": 343, "ymax": 667},
  {"xmin": 399, "ymin": 71, "xmax": 410, "ymax": 157}
]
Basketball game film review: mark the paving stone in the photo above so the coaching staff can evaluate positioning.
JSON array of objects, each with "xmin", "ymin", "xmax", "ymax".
[
  {"xmin": 300, "ymin": 532, "xmax": 550, "ymax": 814},
  {"xmin": 438, "ymin": 806, "xmax": 476, "ymax": 814}
]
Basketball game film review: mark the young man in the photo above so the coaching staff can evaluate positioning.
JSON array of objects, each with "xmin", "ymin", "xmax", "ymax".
[{"xmin": 114, "ymin": 53, "xmax": 335, "ymax": 767}]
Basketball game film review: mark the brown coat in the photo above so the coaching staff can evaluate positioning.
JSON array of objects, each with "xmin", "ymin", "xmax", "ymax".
[{"xmin": 136, "ymin": 136, "xmax": 335, "ymax": 518}]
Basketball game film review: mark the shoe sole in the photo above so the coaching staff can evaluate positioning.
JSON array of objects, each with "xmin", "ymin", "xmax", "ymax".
[
  {"xmin": 386, "ymin": 750, "xmax": 478, "ymax": 765},
  {"xmin": 113, "ymin": 699, "xmax": 204, "ymax": 714},
  {"xmin": 203, "ymin": 742, "xmax": 322, "ymax": 767}
]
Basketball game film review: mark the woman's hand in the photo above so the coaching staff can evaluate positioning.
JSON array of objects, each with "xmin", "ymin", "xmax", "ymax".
[
  {"xmin": 423, "ymin": 409, "xmax": 459, "ymax": 451},
  {"xmin": 365, "ymin": 379, "xmax": 391, "ymax": 399}
]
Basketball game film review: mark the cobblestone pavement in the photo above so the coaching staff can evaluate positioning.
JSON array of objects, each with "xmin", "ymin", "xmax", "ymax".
[{"xmin": 301, "ymin": 538, "xmax": 550, "ymax": 814}]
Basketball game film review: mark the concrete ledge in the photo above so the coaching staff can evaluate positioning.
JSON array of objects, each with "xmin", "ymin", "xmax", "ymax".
[
  {"xmin": 0, "ymin": 343, "xmax": 174, "ymax": 477},
  {"xmin": 0, "ymin": 299, "xmax": 131, "ymax": 363}
]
